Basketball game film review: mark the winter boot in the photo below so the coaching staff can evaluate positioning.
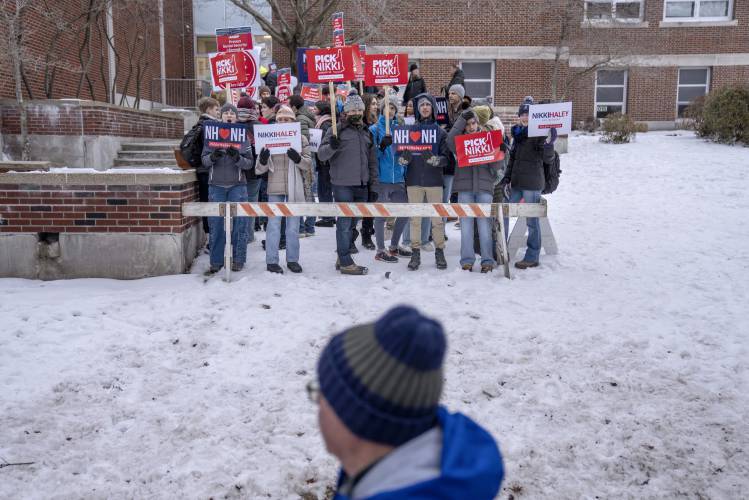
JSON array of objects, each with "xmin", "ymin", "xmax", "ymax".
[
  {"xmin": 231, "ymin": 262, "xmax": 244, "ymax": 272},
  {"xmin": 481, "ymin": 264, "xmax": 494, "ymax": 274},
  {"xmin": 396, "ymin": 245, "xmax": 412, "ymax": 257},
  {"xmin": 362, "ymin": 233, "xmax": 376, "ymax": 251},
  {"xmin": 375, "ymin": 251, "xmax": 398, "ymax": 263},
  {"xmin": 287, "ymin": 262, "xmax": 303, "ymax": 273},
  {"xmin": 408, "ymin": 249, "xmax": 421, "ymax": 271},
  {"xmin": 340, "ymin": 263, "xmax": 368, "ymax": 275},
  {"xmin": 514, "ymin": 260, "xmax": 539, "ymax": 270},
  {"xmin": 461, "ymin": 263, "xmax": 473, "ymax": 272},
  {"xmin": 267, "ymin": 263, "xmax": 284, "ymax": 274},
  {"xmin": 435, "ymin": 248, "xmax": 447, "ymax": 270}
]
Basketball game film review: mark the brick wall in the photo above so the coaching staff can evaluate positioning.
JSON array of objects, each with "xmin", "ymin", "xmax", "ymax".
[
  {"xmin": 0, "ymin": 100, "xmax": 183, "ymax": 139},
  {"xmin": 0, "ymin": 181, "xmax": 198, "ymax": 234}
]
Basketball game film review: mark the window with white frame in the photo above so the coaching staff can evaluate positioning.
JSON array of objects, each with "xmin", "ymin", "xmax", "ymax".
[
  {"xmin": 585, "ymin": 0, "xmax": 644, "ymax": 22},
  {"xmin": 460, "ymin": 61, "xmax": 494, "ymax": 104},
  {"xmin": 677, "ymin": 68, "xmax": 710, "ymax": 117},
  {"xmin": 595, "ymin": 70, "xmax": 627, "ymax": 118},
  {"xmin": 664, "ymin": 0, "xmax": 733, "ymax": 21}
]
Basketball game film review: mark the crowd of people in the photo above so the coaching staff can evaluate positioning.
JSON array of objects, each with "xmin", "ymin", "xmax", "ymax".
[{"xmin": 181, "ymin": 63, "xmax": 557, "ymax": 276}]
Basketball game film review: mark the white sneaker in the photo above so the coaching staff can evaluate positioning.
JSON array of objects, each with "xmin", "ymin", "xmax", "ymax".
[{"xmin": 421, "ymin": 242, "xmax": 435, "ymax": 252}]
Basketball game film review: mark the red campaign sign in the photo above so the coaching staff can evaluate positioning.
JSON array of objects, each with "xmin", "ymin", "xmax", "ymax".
[
  {"xmin": 277, "ymin": 68, "xmax": 291, "ymax": 87},
  {"xmin": 364, "ymin": 53, "xmax": 409, "ymax": 86},
  {"xmin": 276, "ymin": 85, "xmax": 292, "ymax": 104},
  {"xmin": 333, "ymin": 29, "xmax": 345, "ymax": 48},
  {"xmin": 210, "ymin": 51, "xmax": 257, "ymax": 89},
  {"xmin": 301, "ymin": 84, "xmax": 321, "ymax": 103},
  {"xmin": 305, "ymin": 47, "xmax": 356, "ymax": 83},
  {"xmin": 332, "ymin": 12, "xmax": 344, "ymax": 31},
  {"xmin": 455, "ymin": 130, "xmax": 505, "ymax": 168},
  {"xmin": 215, "ymin": 26, "xmax": 253, "ymax": 52}
]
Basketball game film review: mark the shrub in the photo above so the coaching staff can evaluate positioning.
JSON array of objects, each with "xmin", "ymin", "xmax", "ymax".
[
  {"xmin": 692, "ymin": 87, "xmax": 749, "ymax": 144},
  {"xmin": 577, "ymin": 116, "xmax": 600, "ymax": 133},
  {"xmin": 600, "ymin": 113, "xmax": 640, "ymax": 144}
]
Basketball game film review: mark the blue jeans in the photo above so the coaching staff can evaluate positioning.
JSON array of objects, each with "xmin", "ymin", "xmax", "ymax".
[
  {"xmin": 458, "ymin": 191, "xmax": 495, "ymax": 267},
  {"xmin": 246, "ymin": 178, "xmax": 261, "ymax": 242},
  {"xmin": 442, "ymin": 175, "xmax": 454, "ymax": 223},
  {"xmin": 402, "ymin": 217, "xmax": 430, "ymax": 246},
  {"xmin": 208, "ymin": 185, "xmax": 249, "ymax": 267},
  {"xmin": 504, "ymin": 188, "xmax": 542, "ymax": 263},
  {"xmin": 333, "ymin": 184, "xmax": 368, "ymax": 266},
  {"xmin": 266, "ymin": 194, "xmax": 300, "ymax": 265}
]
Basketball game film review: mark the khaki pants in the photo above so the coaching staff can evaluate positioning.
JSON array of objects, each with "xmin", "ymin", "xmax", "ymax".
[{"xmin": 407, "ymin": 186, "xmax": 445, "ymax": 250}]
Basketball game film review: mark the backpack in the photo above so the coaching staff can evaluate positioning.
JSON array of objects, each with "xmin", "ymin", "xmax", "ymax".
[
  {"xmin": 179, "ymin": 122, "xmax": 203, "ymax": 168},
  {"xmin": 542, "ymin": 150, "xmax": 561, "ymax": 194}
]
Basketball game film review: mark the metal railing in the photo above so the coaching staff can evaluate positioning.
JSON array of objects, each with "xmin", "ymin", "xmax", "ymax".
[{"xmin": 150, "ymin": 79, "xmax": 212, "ymax": 110}]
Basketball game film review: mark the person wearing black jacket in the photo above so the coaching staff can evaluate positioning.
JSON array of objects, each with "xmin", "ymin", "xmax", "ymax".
[
  {"xmin": 402, "ymin": 64, "xmax": 427, "ymax": 107},
  {"xmin": 499, "ymin": 97, "xmax": 555, "ymax": 270},
  {"xmin": 400, "ymin": 93, "xmax": 450, "ymax": 271},
  {"xmin": 442, "ymin": 63, "xmax": 465, "ymax": 98}
]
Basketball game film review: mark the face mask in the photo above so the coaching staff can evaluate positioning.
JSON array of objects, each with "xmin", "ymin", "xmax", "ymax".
[{"xmin": 347, "ymin": 114, "xmax": 363, "ymax": 126}]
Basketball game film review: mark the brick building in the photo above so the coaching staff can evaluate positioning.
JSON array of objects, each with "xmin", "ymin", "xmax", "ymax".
[
  {"xmin": 273, "ymin": 0, "xmax": 749, "ymax": 128},
  {"xmin": 0, "ymin": 0, "xmax": 195, "ymax": 107}
]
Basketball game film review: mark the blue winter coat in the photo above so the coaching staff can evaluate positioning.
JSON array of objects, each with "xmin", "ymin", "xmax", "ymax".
[
  {"xmin": 333, "ymin": 406, "xmax": 504, "ymax": 500},
  {"xmin": 369, "ymin": 115, "xmax": 405, "ymax": 185}
]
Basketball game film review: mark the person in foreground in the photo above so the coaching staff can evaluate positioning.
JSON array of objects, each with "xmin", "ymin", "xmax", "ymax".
[{"xmin": 313, "ymin": 305, "xmax": 504, "ymax": 499}]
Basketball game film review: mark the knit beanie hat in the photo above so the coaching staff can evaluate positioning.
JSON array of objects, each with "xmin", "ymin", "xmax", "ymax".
[
  {"xmin": 409, "ymin": 63, "xmax": 418, "ymax": 72},
  {"xmin": 518, "ymin": 95, "xmax": 534, "ymax": 116},
  {"xmin": 317, "ymin": 305, "xmax": 446, "ymax": 446},
  {"xmin": 315, "ymin": 100, "xmax": 331, "ymax": 116},
  {"xmin": 220, "ymin": 103, "xmax": 238, "ymax": 116},
  {"xmin": 473, "ymin": 105, "xmax": 492, "ymax": 126},
  {"xmin": 275, "ymin": 105, "xmax": 296, "ymax": 121},
  {"xmin": 344, "ymin": 93, "xmax": 365, "ymax": 113},
  {"xmin": 237, "ymin": 96, "xmax": 256, "ymax": 109},
  {"xmin": 378, "ymin": 95, "xmax": 400, "ymax": 116},
  {"xmin": 449, "ymin": 84, "xmax": 466, "ymax": 100}
]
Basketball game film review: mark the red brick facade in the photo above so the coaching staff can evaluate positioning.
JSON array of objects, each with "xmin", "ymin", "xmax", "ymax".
[{"xmin": 0, "ymin": 181, "xmax": 198, "ymax": 234}]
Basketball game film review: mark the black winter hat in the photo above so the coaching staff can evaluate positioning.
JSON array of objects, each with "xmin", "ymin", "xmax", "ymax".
[{"xmin": 409, "ymin": 63, "xmax": 418, "ymax": 72}]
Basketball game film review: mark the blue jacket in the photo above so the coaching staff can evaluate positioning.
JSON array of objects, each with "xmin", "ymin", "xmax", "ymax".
[
  {"xmin": 333, "ymin": 407, "xmax": 503, "ymax": 500},
  {"xmin": 369, "ymin": 115, "xmax": 404, "ymax": 184}
]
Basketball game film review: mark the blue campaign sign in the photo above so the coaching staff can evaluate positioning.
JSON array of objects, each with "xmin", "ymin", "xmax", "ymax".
[
  {"xmin": 296, "ymin": 47, "xmax": 310, "ymax": 83},
  {"xmin": 202, "ymin": 121, "xmax": 249, "ymax": 150},
  {"xmin": 392, "ymin": 123, "xmax": 441, "ymax": 156}
]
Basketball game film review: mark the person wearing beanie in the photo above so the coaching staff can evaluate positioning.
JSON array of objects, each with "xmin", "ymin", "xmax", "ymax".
[
  {"xmin": 235, "ymin": 96, "xmax": 262, "ymax": 244},
  {"xmin": 254, "ymin": 105, "xmax": 311, "ymax": 274},
  {"xmin": 369, "ymin": 95, "xmax": 411, "ymax": 263},
  {"xmin": 288, "ymin": 94, "xmax": 318, "ymax": 237},
  {"xmin": 201, "ymin": 102, "xmax": 255, "ymax": 274},
  {"xmin": 499, "ymin": 95, "xmax": 555, "ymax": 270},
  {"xmin": 259, "ymin": 86, "xmax": 272, "ymax": 101},
  {"xmin": 312, "ymin": 100, "xmax": 336, "ymax": 228},
  {"xmin": 314, "ymin": 305, "xmax": 504, "ymax": 499},
  {"xmin": 402, "ymin": 64, "xmax": 427, "ymax": 107},
  {"xmin": 399, "ymin": 93, "xmax": 450, "ymax": 271},
  {"xmin": 442, "ymin": 61, "xmax": 465, "ymax": 98},
  {"xmin": 317, "ymin": 91, "xmax": 379, "ymax": 275}
]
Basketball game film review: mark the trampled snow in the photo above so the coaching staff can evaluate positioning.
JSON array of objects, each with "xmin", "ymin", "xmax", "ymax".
[{"xmin": 1, "ymin": 132, "xmax": 748, "ymax": 499}]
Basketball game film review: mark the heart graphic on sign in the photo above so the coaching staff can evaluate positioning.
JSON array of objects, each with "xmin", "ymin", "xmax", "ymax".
[
  {"xmin": 219, "ymin": 128, "xmax": 231, "ymax": 140},
  {"xmin": 409, "ymin": 130, "xmax": 421, "ymax": 142}
]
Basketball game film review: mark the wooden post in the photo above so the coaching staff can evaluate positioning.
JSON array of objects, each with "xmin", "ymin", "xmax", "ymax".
[
  {"xmin": 384, "ymin": 85, "xmax": 390, "ymax": 136},
  {"xmin": 225, "ymin": 84, "xmax": 232, "ymax": 106},
  {"xmin": 359, "ymin": 80, "xmax": 364, "ymax": 95},
  {"xmin": 329, "ymin": 81, "xmax": 337, "ymax": 137},
  {"xmin": 493, "ymin": 203, "xmax": 512, "ymax": 279},
  {"xmin": 224, "ymin": 202, "xmax": 232, "ymax": 282}
]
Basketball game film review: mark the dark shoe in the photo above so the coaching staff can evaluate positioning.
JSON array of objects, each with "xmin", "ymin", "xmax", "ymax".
[
  {"xmin": 231, "ymin": 263, "xmax": 244, "ymax": 272},
  {"xmin": 514, "ymin": 260, "xmax": 539, "ymax": 270},
  {"xmin": 461, "ymin": 263, "xmax": 473, "ymax": 272},
  {"xmin": 481, "ymin": 264, "xmax": 494, "ymax": 274},
  {"xmin": 340, "ymin": 263, "xmax": 368, "ymax": 275},
  {"xmin": 435, "ymin": 248, "xmax": 447, "ymax": 270},
  {"xmin": 395, "ymin": 245, "xmax": 412, "ymax": 257},
  {"xmin": 375, "ymin": 251, "xmax": 398, "ymax": 263},
  {"xmin": 254, "ymin": 224, "xmax": 262, "ymax": 232},
  {"xmin": 362, "ymin": 235, "xmax": 376, "ymax": 251},
  {"xmin": 287, "ymin": 262, "xmax": 303, "ymax": 273},
  {"xmin": 408, "ymin": 249, "xmax": 421, "ymax": 271},
  {"xmin": 267, "ymin": 264, "xmax": 284, "ymax": 274},
  {"xmin": 208, "ymin": 264, "xmax": 222, "ymax": 274},
  {"xmin": 315, "ymin": 218, "xmax": 335, "ymax": 227},
  {"xmin": 280, "ymin": 239, "xmax": 286, "ymax": 251}
]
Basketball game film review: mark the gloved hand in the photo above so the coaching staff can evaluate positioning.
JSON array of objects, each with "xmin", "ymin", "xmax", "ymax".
[
  {"xmin": 398, "ymin": 150, "xmax": 412, "ymax": 166},
  {"xmin": 258, "ymin": 147, "xmax": 271, "ymax": 166},
  {"xmin": 286, "ymin": 148, "xmax": 302, "ymax": 164},
  {"xmin": 461, "ymin": 109, "xmax": 474, "ymax": 121},
  {"xmin": 330, "ymin": 135, "xmax": 341, "ymax": 149},
  {"xmin": 210, "ymin": 149, "xmax": 225, "ymax": 162},
  {"xmin": 424, "ymin": 152, "xmax": 441, "ymax": 167},
  {"xmin": 379, "ymin": 135, "xmax": 393, "ymax": 151},
  {"xmin": 226, "ymin": 147, "xmax": 240, "ymax": 161},
  {"xmin": 546, "ymin": 127, "xmax": 558, "ymax": 145}
]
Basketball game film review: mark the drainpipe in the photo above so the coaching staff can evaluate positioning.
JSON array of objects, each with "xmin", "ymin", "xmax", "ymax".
[
  {"xmin": 106, "ymin": 2, "xmax": 116, "ymax": 104},
  {"xmin": 159, "ymin": 0, "xmax": 167, "ymax": 108}
]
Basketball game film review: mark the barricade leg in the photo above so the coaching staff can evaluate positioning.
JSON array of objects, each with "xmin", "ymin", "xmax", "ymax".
[
  {"xmin": 493, "ymin": 204, "xmax": 512, "ymax": 280},
  {"xmin": 224, "ymin": 203, "xmax": 232, "ymax": 282},
  {"xmin": 508, "ymin": 216, "xmax": 558, "ymax": 259}
]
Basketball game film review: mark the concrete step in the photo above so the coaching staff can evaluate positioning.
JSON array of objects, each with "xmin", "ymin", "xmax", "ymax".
[
  {"xmin": 118, "ymin": 151, "xmax": 175, "ymax": 159},
  {"xmin": 120, "ymin": 142, "xmax": 179, "ymax": 151},
  {"xmin": 110, "ymin": 164, "xmax": 182, "ymax": 170},
  {"xmin": 113, "ymin": 158, "xmax": 178, "ymax": 167}
]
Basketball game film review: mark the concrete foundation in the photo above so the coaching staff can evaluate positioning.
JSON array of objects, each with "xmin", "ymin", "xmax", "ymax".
[{"xmin": 0, "ymin": 226, "xmax": 204, "ymax": 280}]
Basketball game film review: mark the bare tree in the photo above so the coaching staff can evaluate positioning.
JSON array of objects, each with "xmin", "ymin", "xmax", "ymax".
[{"xmin": 228, "ymin": 0, "xmax": 390, "ymax": 72}]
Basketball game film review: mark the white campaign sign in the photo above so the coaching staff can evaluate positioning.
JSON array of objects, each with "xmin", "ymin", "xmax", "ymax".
[
  {"xmin": 253, "ymin": 122, "xmax": 302, "ymax": 155},
  {"xmin": 528, "ymin": 102, "xmax": 572, "ymax": 137},
  {"xmin": 308, "ymin": 129, "xmax": 323, "ymax": 152}
]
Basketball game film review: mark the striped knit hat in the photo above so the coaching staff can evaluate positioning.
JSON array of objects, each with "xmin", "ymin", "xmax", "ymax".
[{"xmin": 317, "ymin": 305, "xmax": 446, "ymax": 446}]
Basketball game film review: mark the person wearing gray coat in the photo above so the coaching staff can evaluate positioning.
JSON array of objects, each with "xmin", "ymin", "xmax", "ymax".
[{"xmin": 447, "ymin": 109, "xmax": 502, "ymax": 273}]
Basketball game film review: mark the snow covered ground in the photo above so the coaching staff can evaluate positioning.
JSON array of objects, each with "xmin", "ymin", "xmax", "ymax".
[{"xmin": 1, "ymin": 131, "xmax": 748, "ymax": 499}]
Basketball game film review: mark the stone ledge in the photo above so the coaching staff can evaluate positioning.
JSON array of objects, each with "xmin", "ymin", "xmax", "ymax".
[
  {"xmin": 0, "ymin": 161, "xmax": 52, "ymax": 173},
  {"xmin": 0, "ymin": 169, "xmax": 197, "ymax": 186}
]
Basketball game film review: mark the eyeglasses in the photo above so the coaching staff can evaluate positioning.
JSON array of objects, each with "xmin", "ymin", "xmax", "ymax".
[{"xmin": 306, "ymin": 380, "xmax": 320, "ymax": 404}]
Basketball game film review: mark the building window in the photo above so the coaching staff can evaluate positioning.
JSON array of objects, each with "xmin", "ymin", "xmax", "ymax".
[
  {"xmin": 585, "ymin": 0, "xmax": 644, "ymax": 22},
  {"xmin": 595, "ymin": 70, "xmax": 627, "ymax": 118},
  {"xmin": 460, "ymin": 61, "xmax": 494, "ymax": 103},
  {"xmin": 677, "ymin": 68, "xmax": 710, "ymax": 117},
  {"xmin": 664, "ymin": 0, "xmax": 733, "ymax": 21}
]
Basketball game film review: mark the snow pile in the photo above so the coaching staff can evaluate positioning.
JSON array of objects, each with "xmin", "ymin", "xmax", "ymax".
[{"xmin": 1, "ymin": 132, "xmax": 748, "ymax": 498}]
